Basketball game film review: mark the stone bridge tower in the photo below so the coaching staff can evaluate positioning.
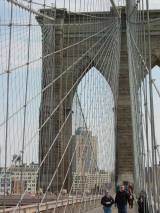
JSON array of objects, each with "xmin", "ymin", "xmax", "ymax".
[{"xmin": 36, "ymin": 7, "xmax": 160, "ymax": 192}]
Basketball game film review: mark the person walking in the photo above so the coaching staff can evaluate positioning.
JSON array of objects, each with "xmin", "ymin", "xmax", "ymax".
[
  {"xmin": 128, "ymin": 188, "xmax": 134, "ymax": 208},
  {"xmin": 116, "ymin": 184, "xmax": 120, "ymax": 193},
  {"xmin": 115, "ymin": 185, "xmax": 129, "ymax": 213},
  {"xmin": 138, "ymin": 191, "xmax": 149, "ymax": 213},
  {"xmin": 101, "ymin": 190, "xmax": 114, "ymax": 213},
  {"xmin": 128, "ymin": 184, "xmax": 134, "ymax": 193}
]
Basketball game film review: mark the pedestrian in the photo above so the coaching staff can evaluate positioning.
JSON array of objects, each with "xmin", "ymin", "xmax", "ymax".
[
  {"xmin": 115, "ymin": 185, "xmax": 129, "ymax": 213},
  {"xmin": 128, "ymin": 184, "xmax": 133, "ymax": 193},
  {"xmin": 101, "ymin": 190, "xmax": 114, "ymax": 213},
  {"xmin": 128, "ymin": 188, "xmax": 134, "ymax": 208},
  {"xmin": 116, "ymin": 184, "xmax": 120, "ymax": 193},
  {"xmin": 138, "ymin": 191, "xmax": 149, "ymax": 213}
]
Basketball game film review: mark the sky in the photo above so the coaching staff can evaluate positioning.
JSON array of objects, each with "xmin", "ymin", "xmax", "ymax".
[
  {"xmin": 72, "ymin": 68, "xmax": 115, "ymax": 171},
  {"xmin": 0, "ymin": 0, "xmax": 160, "ymax": 172}
]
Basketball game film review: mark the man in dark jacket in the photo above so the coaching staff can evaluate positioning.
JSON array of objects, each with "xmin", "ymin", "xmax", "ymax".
[
  {"xmin": 115, "ymin": 185, "xmax": 130, "ymax": 213},
  {"xmin": 101, "ymin": 191, "xmax": 114, "ymax": 213}
]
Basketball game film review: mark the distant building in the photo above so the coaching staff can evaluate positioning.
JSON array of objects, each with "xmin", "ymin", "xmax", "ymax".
[
  {"xmin": 12, "ymin": 179, "xmax": 27, "ymax": 194},
  {"xmin": 71, "ymin": 128, "xmax": 103, "ymax": 193},
  {"xmin": 72, "ymin": 127, "xmax": 98, "ymax": 175},
  {"xmin": 0, "ymin": 170, "xmax": 12, "ymax": 194},
  {"xmin": 72, "ymin": 172, "xmax": 111, "ymax": 193},
  {"xmin": 0, "ymin": 163, "xmax": 38, "ymax": 194}
]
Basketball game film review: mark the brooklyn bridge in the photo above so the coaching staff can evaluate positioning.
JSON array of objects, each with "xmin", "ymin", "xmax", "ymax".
[{"xmin": 0, "ymin": 0, "xmax": 160, "ymax": 212}]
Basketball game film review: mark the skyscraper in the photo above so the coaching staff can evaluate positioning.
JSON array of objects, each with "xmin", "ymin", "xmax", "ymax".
[{"xmin": 72, "ymin": 127, "xmax": 98, "ymax": 175}]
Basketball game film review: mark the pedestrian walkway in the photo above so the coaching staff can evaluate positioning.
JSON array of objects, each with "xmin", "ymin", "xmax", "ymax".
[{"xmin": 86, "ymin": 206, "xmax": 136, "ymax": 213}]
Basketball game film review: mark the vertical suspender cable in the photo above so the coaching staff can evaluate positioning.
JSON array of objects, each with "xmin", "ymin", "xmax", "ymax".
[
  {"xmin": 146, "ymin": 0, "xmax": 158, "ymax": 211},
  {"xmin": 4, "ymin": 2, "xmax": 13, "ymax": 207}
]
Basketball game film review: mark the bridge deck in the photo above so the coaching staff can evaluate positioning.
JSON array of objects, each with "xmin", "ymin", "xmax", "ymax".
[{"xmin": 87, "ymin": 206, "xmax": 136, "ymax": 213}]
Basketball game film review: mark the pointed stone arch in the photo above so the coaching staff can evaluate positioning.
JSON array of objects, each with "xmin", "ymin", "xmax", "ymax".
[{"xmin": 71, "ymin": 67, "xmax": 115, "ymax": 174}]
